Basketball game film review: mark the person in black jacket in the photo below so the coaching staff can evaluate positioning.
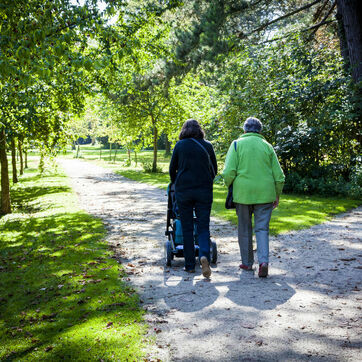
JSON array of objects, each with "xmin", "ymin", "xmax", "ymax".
[{"xmin": 169, "ymin": 119, "xmax": 217, "ymax": 277}]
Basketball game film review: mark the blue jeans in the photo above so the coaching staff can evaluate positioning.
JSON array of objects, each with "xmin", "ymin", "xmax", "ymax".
[
  {"xmin": 236, "ymin": 203, "xmax": 273, "ymax": 265},
  {"xmin": 176, "ymin": 189, "xmax": 212, "ymax": 270}
]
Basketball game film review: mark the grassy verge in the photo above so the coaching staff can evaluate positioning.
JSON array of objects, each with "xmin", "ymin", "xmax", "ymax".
[
  {"xmin": 0, "ymin": 160, "xmax": 146, "ymax": 361},
  {"xmin": 64, "ymin": 145, "xmax": 361, "ymax": 235}
]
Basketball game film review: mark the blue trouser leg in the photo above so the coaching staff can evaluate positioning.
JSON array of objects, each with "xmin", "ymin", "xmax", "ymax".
[
  {"xmin": 194, "ymin": 196, "xmax": 212, "ymax": 263},
  {"xmin": 176, "ymin": 193, "xmax": 196, "ymax": 270},
  {"xmin": 253, "ymin": 203, "xmax": 273, "ymax": 264}
]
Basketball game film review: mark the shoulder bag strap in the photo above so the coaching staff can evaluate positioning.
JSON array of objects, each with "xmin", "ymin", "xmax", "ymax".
[{"xmin": 190, "ymin": 138, "xmax": 216, "ymax": 177}]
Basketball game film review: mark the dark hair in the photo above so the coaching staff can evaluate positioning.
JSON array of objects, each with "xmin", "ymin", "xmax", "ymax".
[{"xmin": 179, "ymin": 119, "xmax": 205, "ymax": 140}]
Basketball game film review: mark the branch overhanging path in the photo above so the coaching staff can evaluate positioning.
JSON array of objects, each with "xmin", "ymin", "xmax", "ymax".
[{"xmin": 59, "ymin": 158, "xmax": 361, "ymax": 361}]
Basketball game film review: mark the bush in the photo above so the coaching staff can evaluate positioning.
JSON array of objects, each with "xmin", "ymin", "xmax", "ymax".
[
  {"xmin": 346, "ymin": 166, "xmax": 362, "ymax": 199},
  {"xmin": 140, "ymin": 159, "xmax": 163, "ymax": 173},
  {"xmin": 284, "ymin": 169, "xmax": 361, "ymax": 199}
]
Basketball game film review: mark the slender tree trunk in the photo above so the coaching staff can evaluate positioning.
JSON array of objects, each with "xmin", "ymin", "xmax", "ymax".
[
  {"xmin": 24, "ymin": 150, "xmax": 28, "ymax": 169},
  {"xmin": 127, "ymin": 149, "xmax": 131, "ymax": 162},
  {"xmin": 164, "ymin": 135, "xmax": 171, "ymax": 156},
  {"xmin": 109, "ymin": 142, "xmax": 112, "ymax": 161},
  {"xmin": 152, "ymin": 121, "xmax": 158, "ymax": 173},
  {"xmin": 91, "ymin": 136, "xmax": 96, "ymax": 146},
  {"xmin": 0, "ymin": 127, "xmax": 11, "ymax": 215},
  {"xmin": 134, "ymin": 151, "xmax": 138, "ymax": 166},
  {"xmin": 18, "ymin": 140, "xmax": 24, "ymax": 175},
  {"xmin": 99, "ymin": 146, "xmax": 102, "ymax": 160},
  {"xmin": 113, "ymin": 145, "xmax": 117, "ymax": 163},
  {"xmin": 38, "ymin": 152, "xmax": 45, "ymax": 173},
  {"xmin": 11, "ymin": 138, "xmax": 18, "ymax": 184}
]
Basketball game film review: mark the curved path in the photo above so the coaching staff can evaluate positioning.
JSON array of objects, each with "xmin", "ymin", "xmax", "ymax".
[{"xmin": 59, "ymin": 159, "xmax": 361, "ymax": 362}]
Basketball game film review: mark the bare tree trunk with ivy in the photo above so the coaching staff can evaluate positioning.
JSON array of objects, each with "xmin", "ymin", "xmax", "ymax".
[
  {"xmin": 0, "ymin": 127, "xmax": 11, "ymax": 215},
  {"xmin": 11, "ymin": 138, "xmax": 18, "ymax": 184}
]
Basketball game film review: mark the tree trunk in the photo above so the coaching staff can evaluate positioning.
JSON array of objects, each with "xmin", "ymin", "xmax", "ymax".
[
  {"xmin": 38, "ymin": 151, "xmax": 45, "ymax": 173},
  {"xmin": 11, "ymin": 138, "xmax": 18, "ymax": 184},
  {"xmin": 336, "ymin": 0, "xmax": 362, "ymax": 146},
  {"xmin": 99, "ymin": 146, "xmax": 102, "ymax": 160},
  {"xmin": 113, "ymin": 145, "xmax": 117, "ymax": 163},
  {"xmin": 336, "ymin": 0, "xmax": 362, "ymax": 83},
  {"xmin": 134, "ymin": 151, "xmax": 138, "ymax": 166},
  {"xmin": 0, "ymin": 127, "xmax": 11, "ymax": 215},
  {"xmin": 164, "ymin": 135, "xmax": 171, "ymax": 156},
  {"xmin": 18, "ymin": 140, "xmax": 24, "ymax": 175},
  {"xmin": 24, "ymin": 150, "xmax": 28, "ymax": 169},
  {"xmin": 109, "ymin": 142, "xmax": 112, "ymax": 161},
  {"xmin": 91, "ymin": 136, "xmax": 96, "ymax": 146},
  {"xmin": 127, "ymin": 149, "xmax": 131, "ymax": 162},
  {"xmin": 75, "ymin": 143, "xmax": 80, "ymax": 158},
  {"xmin": 152, "ymin": 123, "xmax": 158, "ymax": 173}
]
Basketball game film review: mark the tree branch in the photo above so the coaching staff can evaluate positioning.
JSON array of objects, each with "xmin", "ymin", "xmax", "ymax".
[
  {"xmin": 259, "ymin": 19, "xmax": 336, "ymax": 44},
  {"xmin": 313, "ymin": 0, "xmax": 330, "ymax": 22},
  {"xmin": 237, "ymin": 0, "xmax": 324, "ymax": 38},
  {"xmin": 308, "ymin": 0, "xmax": 336, "ymax": 39}
]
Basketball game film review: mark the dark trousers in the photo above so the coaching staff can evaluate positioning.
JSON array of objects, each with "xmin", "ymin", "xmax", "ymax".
[{"xmin": 176, "ymin": 189, "xmax": 213, "ymax": 270}]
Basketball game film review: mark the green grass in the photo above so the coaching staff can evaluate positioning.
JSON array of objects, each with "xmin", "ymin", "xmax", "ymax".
[
  {"xmin": 0, "ymin": 160, "xmax": 147, "ymax": 361},
  {"xmin": 65, "ymin": 145, "xmax": 361, "ymax": 235}
]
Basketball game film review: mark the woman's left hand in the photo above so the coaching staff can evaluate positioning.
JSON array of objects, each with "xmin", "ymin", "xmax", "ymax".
[{"xmin": 273, "ymin": 196, "xmax": 279, "ymax": 209}]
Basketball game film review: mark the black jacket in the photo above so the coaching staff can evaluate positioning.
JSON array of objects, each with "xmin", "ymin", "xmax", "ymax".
[{"xmin": 169, "ymin": 138, "xmax": 217, "ymax": 193}]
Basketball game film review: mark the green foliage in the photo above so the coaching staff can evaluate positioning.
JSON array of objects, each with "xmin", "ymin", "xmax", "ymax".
[{"xmin": 0, "ymin": 161, "xmax": 147, "ymax": 360}]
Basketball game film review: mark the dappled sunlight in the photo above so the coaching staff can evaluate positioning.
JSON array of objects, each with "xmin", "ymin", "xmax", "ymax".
[{"xmin": 0, "ymin": 167, "xmax": 147, "ymax": 361}]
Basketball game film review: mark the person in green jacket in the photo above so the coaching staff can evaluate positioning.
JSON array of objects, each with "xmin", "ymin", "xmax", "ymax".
[{"xmin": 222, "ymin": 117, "xmax": 285, "ymax": 277}]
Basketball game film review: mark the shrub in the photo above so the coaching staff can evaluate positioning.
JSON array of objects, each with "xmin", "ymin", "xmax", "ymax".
[{"xmin": 140, "ymin": 159, "xmax": 163, "ymax": 173}]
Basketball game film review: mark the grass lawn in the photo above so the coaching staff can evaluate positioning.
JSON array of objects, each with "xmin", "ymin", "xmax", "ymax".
[
  {"xmin": 64, "ymin": 145, "xmax": 361, "ymax": 235},
  {"xmin": 0, "ymin": 159, "xmax": 147, "ymax": 361}
]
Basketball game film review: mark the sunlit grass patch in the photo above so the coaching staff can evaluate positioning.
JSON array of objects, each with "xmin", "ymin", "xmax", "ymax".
[{"xmin": 0, "ymin": 161, "xmax": 147, "ymax": 361}]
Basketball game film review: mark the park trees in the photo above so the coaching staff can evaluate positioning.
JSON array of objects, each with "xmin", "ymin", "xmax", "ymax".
[{"xmin": 0, "ymin": 0, "xmax": 114, "ymax": 214}]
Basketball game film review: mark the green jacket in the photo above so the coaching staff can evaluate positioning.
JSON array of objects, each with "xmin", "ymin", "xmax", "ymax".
[{"xmin": 222, "ymin": 133, "xmax": 285, "ymax": 205}]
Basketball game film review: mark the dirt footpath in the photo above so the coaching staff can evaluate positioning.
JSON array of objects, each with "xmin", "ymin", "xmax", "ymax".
[{"xmin": 59, "ymin": 159, "xmax": 362, "ymax": 362}]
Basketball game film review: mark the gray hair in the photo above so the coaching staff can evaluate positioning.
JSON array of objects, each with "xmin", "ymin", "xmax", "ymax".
[{"xmin": 243, "ymin": 117, "xmax": 262, "ymax": 133}]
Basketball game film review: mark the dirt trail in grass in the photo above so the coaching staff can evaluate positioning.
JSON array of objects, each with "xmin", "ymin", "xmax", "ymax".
[{"xmin": 59, "ymin": 158, "xmax": 361, "ymax": 362}]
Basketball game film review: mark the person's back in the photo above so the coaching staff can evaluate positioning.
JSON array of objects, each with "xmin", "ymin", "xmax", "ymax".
[
  {"xmin": 233, "ymin": 133, "xmax": 278, "ymax": 204},
  {"xmin": 170, "ymin": 138, "xmax": 216, "ymax": 193}
]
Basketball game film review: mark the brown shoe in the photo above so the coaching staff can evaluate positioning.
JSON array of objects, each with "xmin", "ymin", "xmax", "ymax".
[
  {"xmin": 239, "ymin": 264, "xmax": 253, "ymax": 271},
  {"xmin": 200, "ymin": 256, "xmax": 211, "ymax": 278},
  {"xmin": 258, "ymin": 263, "xmax": 268, "ymax": 278}
]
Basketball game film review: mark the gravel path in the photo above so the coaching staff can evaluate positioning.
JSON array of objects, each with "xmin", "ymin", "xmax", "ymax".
[{"xmin": 59, "ymin": 158, "xmax": 362, "ymax": 362}]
